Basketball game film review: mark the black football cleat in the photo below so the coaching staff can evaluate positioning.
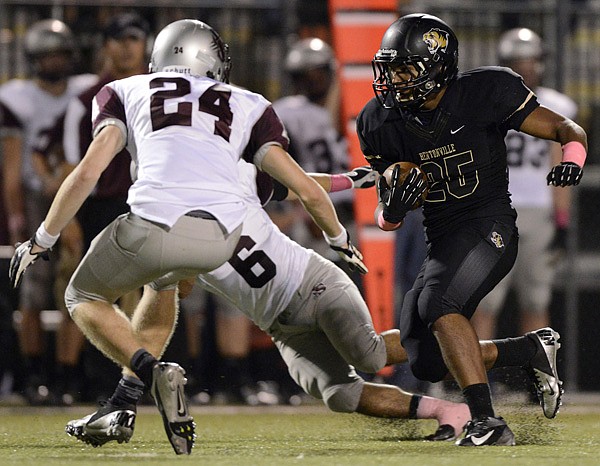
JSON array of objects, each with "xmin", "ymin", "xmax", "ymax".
[
  {"xmin": 65, "ymin": 401, "xmax": 136, "ymax": 447},
  {"xmin": 425, "ymin": 424, "xmax": 456, "ymax": 441},
  {"xmin": 525, "ymin": 327, "xmax": 564, "ymax": 419},
  {"xmin": 456, "ymin": 416, "xmax": 515, "ymax": 446}
]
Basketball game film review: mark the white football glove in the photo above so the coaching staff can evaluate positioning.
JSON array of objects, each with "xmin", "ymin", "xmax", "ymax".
[
  {"xmin": 326, "ymin": 230, "xmax": 368, "ymax": 274},
  {"xmin": 9, "ymin": 238, "xmax": 49, "ymax": 289},
  {"xmin": 343, "ymin": 166, "xmax": 378, "ymax": 189}
]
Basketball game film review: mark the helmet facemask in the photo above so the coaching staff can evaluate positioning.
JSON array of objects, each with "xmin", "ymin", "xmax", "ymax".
[{"xmin": 373, "ymin": 53, "xmax": 451, "ymax": 110}]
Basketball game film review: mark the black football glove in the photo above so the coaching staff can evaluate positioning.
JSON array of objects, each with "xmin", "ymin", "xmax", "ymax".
[
  {"xmin": 326, "ymin": 230, "xmax": 368, "ymax": 274},
  {"xmin": 547, "ymin": 225, "xmax": 569, "ymax": 265},
  {"xmin": 547, "ymin": 162, "xmax": 583, "ymax": 187},
  {"xmin": 9, "ymin": 237, "xmax": 50, "ymax": 289},
  {"xmin": 381, "ymin": 166, "xmax": 427, "ymax": 224},
  {"xmin": 343, "ymin": 166, "xmax": 377, "ymax": 189}
]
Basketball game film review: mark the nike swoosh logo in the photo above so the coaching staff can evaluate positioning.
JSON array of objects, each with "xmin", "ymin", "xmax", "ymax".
[
  {"xmin": 470, "ymin": 430, "xmax": 495, "ymax": 446},
  {"xmin": 176, "ymin": 386, "xmax": 187, "ymax": 417},
  {"xmin": 534, "ymin": 369, "xmax": 556, "ymax": 395},
  {"xmin": 450, "ymin": 125, "xmax": 465, "ymax": 134}
]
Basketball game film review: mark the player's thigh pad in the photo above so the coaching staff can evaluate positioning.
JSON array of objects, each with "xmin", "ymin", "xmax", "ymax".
[
  {"xmin": 418, "ymin": 217, "xmax": 518, "ymax": 325},
  {"xmin": 20, "ymin": 189, "xmax": 53, "ymax": 310},
  {"xmin": 20, "ymin": 252, "xmax": 53, "ymax": 310},
  {"xmin": 286, "ymin": 253, "xmax": 387, "ymax": 373}
]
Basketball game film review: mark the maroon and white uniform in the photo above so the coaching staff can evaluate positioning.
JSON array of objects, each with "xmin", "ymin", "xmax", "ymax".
[
  {"xmin": 92, "ymin": 72, "xmax": 287, "ymax": 230},
  {"xmin": 0, "ymin": 74, "xmax": 96, "ymax": 310},
  {"xmin": 195, "ymin": 161, "xmax": 386, "ymax": 412},
  {"xmin": 65, "ymin": 72, "xmax": 289, "ymax": 311},
  {"xmin": 0, "ymin": 75, "xmax": 97, "ymax": 194}
]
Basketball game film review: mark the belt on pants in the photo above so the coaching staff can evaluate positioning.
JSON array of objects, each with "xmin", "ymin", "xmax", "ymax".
[{"xmin": 185, "ymin": 210, "xmax": 216, "ymax": 220}]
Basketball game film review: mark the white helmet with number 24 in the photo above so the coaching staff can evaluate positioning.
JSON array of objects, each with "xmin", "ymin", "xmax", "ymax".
[{"xmin": 149, "ymin": 19, "xmax": 231, "ymax": 83}]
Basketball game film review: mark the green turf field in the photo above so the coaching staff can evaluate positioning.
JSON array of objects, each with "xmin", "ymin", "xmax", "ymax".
[{"xmin": 1, "ymin": 401, "xmax": 599, "ymax": 465}]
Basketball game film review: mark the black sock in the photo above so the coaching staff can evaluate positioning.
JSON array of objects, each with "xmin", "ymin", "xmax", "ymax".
[
  {"xmin": 25, "ymin": 355, "xmax": 44, "ymax": 377},
  {"xmin": 130, "ymin": 349, "xmax": 158, "ymax": 388},
  {"xmin": 408, "ymin": 395, "xmax": 422, "ymax": 419},
  {"xmin": 108, "ymin": 375, "xmax": 145, "ymax": 408},
  {"xmin": 219, "ymin": 357, "xmax": 251, "ymax": 391},
  {"xmin": 56, "ymin": 364, "xmax": 79, "ymax": 392},
  {"xmin": 492, "ymin": 335, "xmax": 538, "ymax": 369},
  {"xmin": 462, "ymin": 383, "xmax": 495, "ymax": 419}
]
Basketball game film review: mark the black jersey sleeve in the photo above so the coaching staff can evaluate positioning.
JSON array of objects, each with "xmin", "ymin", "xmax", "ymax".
[{"xmin": 489, "ymin": 66, "xmax": 539, "ymax": 130}]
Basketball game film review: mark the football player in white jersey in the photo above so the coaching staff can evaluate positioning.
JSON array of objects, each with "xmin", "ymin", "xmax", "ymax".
[
  {"xmin": 65, "ymin": 160, "xmax": 471, "ymax": 447},
  {"xmin": 473, "ymin": 29, "xmax": 578, "ymax": 340},
  {"xmin": 9, "ymin": 19, "xmax": 365, "ymax": 455},
  {"xmin": 0, "ymin": 19, "xmax": 97, "ymax": 405}
]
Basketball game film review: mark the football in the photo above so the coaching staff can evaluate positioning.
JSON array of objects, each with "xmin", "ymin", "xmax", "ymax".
[{"xmin": 382, "ymin": 161, "xmax": 429, "ymax": 209}]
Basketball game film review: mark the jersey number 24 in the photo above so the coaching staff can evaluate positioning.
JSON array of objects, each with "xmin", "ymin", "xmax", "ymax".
[{"xmin": 149, "ymin": 77, "xmax": 233, "ymax": 142}]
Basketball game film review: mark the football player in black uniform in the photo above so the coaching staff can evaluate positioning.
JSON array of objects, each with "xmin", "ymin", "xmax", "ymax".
[{"xmin": 357, "ymin": 13, "xmax": 587, "ymax": 446}]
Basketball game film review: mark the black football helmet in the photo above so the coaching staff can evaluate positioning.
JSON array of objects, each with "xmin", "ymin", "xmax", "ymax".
[{"xmin": 372, "ymin": 13, "xmax": 459, "ymax": 110}]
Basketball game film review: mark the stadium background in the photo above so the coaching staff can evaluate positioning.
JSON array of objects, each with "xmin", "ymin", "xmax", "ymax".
[{"xmin": 0, "ymin": 0, "xmax": 599, "ymax": 394}]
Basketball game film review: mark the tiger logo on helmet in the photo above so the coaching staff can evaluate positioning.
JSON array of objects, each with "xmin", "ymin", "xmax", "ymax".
[{"xmin": 423, "ymin": 28, "xmax": 449, "ymax": 56}]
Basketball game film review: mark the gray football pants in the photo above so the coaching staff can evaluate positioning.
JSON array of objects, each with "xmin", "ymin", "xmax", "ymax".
[
  {"xmin": 268, "ymin": 253, "xmax": 387, "ymax": 413},
  {"xmin": 65, "ymin": 212, "xmax": 242, "ymax": 314}
]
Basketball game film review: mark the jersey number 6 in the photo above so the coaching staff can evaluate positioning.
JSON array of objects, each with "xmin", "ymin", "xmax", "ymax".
[{"xmin": 228, "ymin": 236, "xmax": 277, "ymax": 288}]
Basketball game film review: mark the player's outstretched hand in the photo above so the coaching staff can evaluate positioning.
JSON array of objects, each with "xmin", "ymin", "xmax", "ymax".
[
  {"xmin": 9, "ymin": 238, "xmax": 49, "ymax": 288},
  {"xmin": 547, "ymin": 162, "xmax": 583, "ymax": 187},
  {"xmin": 325, "ymin": 229, "xmax": 368, "ymax": 274},
  {"xmin": 383, "ymin": 166, "xmax": 427, "ymax": 223},
  {"xmin": 343, "ymin": 166, "xmax": 378, "ymax": 189}
]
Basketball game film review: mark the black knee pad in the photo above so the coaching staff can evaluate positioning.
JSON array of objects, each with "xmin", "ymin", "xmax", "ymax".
[
  {"xmin": 410, "ymin": 358, "xmax": 447, "ymax": 383},
  {"xmin": 403, "ymin": 331, "xmax": 448, "ymax": 383}
]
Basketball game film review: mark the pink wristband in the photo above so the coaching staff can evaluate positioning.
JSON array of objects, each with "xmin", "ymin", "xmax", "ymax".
[
  {"xmin": 562, "ymin": 141, "xmax": 587, "ymax": 167},
  {"xmin": 555, "ymin": 209, "xmax": 570, "ymax": 228},
  {"xmin": 330, "ymin": 174, "xmax": 353, "ymax": 192},
  {"xmin": 377, "ymin": 211, "xmax": 402, "ymax": 231}
]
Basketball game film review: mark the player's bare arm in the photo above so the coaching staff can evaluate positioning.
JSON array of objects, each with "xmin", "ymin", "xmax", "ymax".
[
  {"xmin": 282, "ymin": 166, "xmax": 376, "ymax": 201},
  {"xmin": 519, "ymin": 105, "xmax": 587, "ymax": 148},
  {"xmin": 260, "ymin": 144, "xmax": 344, "ymax": 239},
  {"xmin": 261, "ymin": 145, "xmax": 368, "ymax": 273},
  {"xmin": 520, "ymin": 105, "xmax": 587, "ymax": 187},
  {"xmin": 32, "ymin": 124, "xmax": 124, "ymax": 250}
]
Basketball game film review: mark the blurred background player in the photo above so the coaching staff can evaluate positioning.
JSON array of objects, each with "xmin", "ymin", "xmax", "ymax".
[
  {"xmin": 473, "ymin": 28, "xmax": 578, "ymax": 340},
  {"xmin": 273, "ymin": 37, "xmax": 358, "ymax": 280},
  {"xmin": 31, "ymin": 12, "xmax": 150, "ymax": 404},
  {"xmin": 0, "ymin": 19, "xmax": 97, "ymax": 404},
  {"xmin": 472, "ymin": 27, "xmax": 578, "ymax": 397}
]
